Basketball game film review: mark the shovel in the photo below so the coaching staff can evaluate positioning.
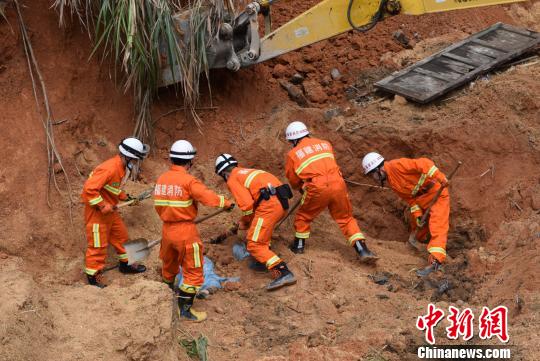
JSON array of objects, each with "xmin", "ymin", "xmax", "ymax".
[
  {"xmin": 115, "ymin": 187, "xmax": 154, "ymax": 209},
  {"xmin": 123, "ymin": 207, "xmax": 232, "ymax": 264},
  {"xmin": 408, "ymin": 161, "xmax": 462, "ymax": 251}
]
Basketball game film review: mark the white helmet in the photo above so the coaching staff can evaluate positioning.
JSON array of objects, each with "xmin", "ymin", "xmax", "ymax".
[
  {"xmin": 118, "ymin": 137, "xmax": 149, "ymax": 160},
  {"xmin": 170, "ymin": 140, "xmax": 196, "ymax": 160},
  {"xmin": 215, "ymin": 153, "xmax": 238, "ymax": 176},
  {"xmin": 285, "ymin": 121, "xmax": 309, "ymax": 141},
  {"xmin": 362, "ymin": 152, "xmax": 385, "ymax": 174}
]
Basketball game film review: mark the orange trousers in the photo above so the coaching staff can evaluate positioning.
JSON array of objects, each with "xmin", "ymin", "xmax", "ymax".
[
  {"xmin": 160, "ymin": 222, "xmax": 204, "ymax": 292},
  {"xmin": 294, "ymin": 178, "xmax": 364, "ymax": 246},
  {"xmin": 246, "ymin": 197, "xmax": 285, "ymax": 270},
  {"xmin": 84, "ymin": 207, "xmax": 129, "ymax": 275},
  {"xmin": 410, "ymin": 189, "xmax": 450, "ymax": 263}
]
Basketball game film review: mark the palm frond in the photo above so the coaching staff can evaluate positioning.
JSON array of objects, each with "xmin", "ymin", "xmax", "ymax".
[{"xmin": 54, "ymin": 0, "xmax": 244, "ymax": 142}]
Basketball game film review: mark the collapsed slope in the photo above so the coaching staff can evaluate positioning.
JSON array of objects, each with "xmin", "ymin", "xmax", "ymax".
[{"xmin": 0, "ymin": 1, "xmax": 539, "ymax": 360}]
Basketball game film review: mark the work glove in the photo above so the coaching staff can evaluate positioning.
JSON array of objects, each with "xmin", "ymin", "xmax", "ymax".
[
  {"xmin": 438, "ymin": 176, "xmax": 449, "ymax": 188},
  {"xmin": 224, "ymin": 201, "xmax": 235, "ymax": 212},
  {"xmin": 118, "ymin": 192, "xmax": 129, "ymax": 201},
  {"xmin": 99, "ymin": 202, "xmax": 114, "ymax": 214},
  {"xmin": 126, "ymin": 193, "xmax": 140, "ymax": 206}
]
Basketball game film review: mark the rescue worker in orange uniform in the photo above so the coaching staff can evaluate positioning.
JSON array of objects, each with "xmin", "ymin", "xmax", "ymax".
[
  {"xmin": 215, "ymin": 153, "xmax": 297, "ymax": 291},
  {"xmin": 81, "ymin": 137, "xmax": 149, "ymax": 288},
  {"xmin": 284, "ymin": 121, "xmax": 377, "ymax": 262},
  {"xmin": 154, "ymin": 140, "xmax": 234, "ymax": 322},
  {"xmin": 361, "ymin": 152, "xmax": 450, "ymax": 270}
]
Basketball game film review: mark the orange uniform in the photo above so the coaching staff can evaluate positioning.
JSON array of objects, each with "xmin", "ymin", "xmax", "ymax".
[
  {"xmin": 226, "ymin": 167, "xmax": 286, "ymax": 269},
  {"xmin": 81, "ymin": 155, "xmax": 130, "ymax": 275},
  {"xmin": 154, "ymin": 165, "xmax": 231, "ymax": 292},
  {"xmin": 384, "ymin": 158, "xmax": 449, "ymax": 263},
  {"xmin": 285, "ymin": 137, "xmax": 365, "ymax": 246}
]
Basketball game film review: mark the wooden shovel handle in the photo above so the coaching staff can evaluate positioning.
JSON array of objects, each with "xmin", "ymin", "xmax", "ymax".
[
  {"xmin": 195, "ymin": 208, "xmax": 228, "ymax": 224},
  {"xmin": 275, "ymin": 197, "xmax": 302, "ymax": 231}
]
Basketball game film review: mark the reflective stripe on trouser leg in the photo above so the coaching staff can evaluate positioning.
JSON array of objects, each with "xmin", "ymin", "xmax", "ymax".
[
  {"xmin": 424, "ymin": 192, "xmax": 450, "ymax": 263},
  {"xmin": 85, "ymin": 246, "xmax": 107, "ymax": 275},
  {"xmin": 266, "ymin": 255, "xmax": 281, "ymax": 269},
  {"xmin": 294, "ymin": 189, "xmax": 328, "ymax": 241},
  {"xmin": 192, "ymin": 243, "xmax": 201, "ymax": 268},
  {"xmin": 179, "ymin": 283, "xmax": 200, "ymax": 293},
  {"xmin": 347, "ymin": 232, "xmax": 365, "ymax": 246},
  {"xmin": 327, "ymin": 185, "xmax": 364, "ymax": 246},
  {"xmin": 109, "ymin": 214, "xmax": 129, "ymax": 262},
  {"xmin": 85, "ymin": 268, "xmax": 98, "ymax": 275},
  {"xmin": 92, "ymin": 223, "xmax": 100, "ymax": 247},
  {"xmin": 252, "ymin": 218, "xmax": 264, "ymax": 242}
]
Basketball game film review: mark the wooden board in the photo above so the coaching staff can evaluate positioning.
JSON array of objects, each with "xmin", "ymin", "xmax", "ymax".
[{"xmin": 374, "ymin": 23, "xmax": 540, "ymax": 103}]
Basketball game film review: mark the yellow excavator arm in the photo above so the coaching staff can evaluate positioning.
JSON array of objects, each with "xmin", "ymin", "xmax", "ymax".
[
  {"xmin": 255, "ymin": 0, "xmax": 527, "ymax": 63},
  {"xmin": 160, "ymin": 0, "xmax": 528, "ymax": 86}
]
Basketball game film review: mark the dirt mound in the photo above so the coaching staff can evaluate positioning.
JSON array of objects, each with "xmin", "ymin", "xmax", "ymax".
[{"xmin": 1, "ymin": 1, "xmax": 539, "ymax": 360}]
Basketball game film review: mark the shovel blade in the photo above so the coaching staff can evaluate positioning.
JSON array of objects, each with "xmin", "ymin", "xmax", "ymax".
[
  {"xmin": 407, "ymin": 233, "xmax": 423, "ymax": 252},
  {"xmin": 124, "ymin": 238, "xmax": 151, "ymax": 265}
]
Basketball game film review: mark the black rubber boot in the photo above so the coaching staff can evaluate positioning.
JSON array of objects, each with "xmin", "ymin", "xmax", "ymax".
[
  {"xmin": 177, "ymin": 289, "xmax": 207, "ymax": 322},
  {"xmin": 163, "ymin": 279, "xmax": 175, "ymax": 291},
  {"xmin": 416, "ymin": 259, "xmax": 442, "ymax": 277},
  {"xmin": 354, "ymin": 240, "xmax": 379, "ymax": 264},
  {"xmin": 86, "ymin": 272, "xmax": 107, "ymax": 288},
  {"xmin": 118, "ymin": 261, "xmax": 147, "ymax": 274},
  {"xmin": 248, "ymin": 257, "xmax": 268, "ymax": 272},
  {"xmin": 267, "ymin": 262, "xmax": 297, "ymax": 291},
  {"xmin": 289, "ymin": 237, "xmax": 305, "ymax": 254}
]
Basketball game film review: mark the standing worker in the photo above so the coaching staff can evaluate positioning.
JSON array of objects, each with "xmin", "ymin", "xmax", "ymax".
[
  {"xmin": 154, "ymin": 140, "xmax": 234, "ymax": 322},
  {"xmin": 81, "ymin": 137, "xmax": 149, "ymax": 288},
  {"xmin": 215, "ymin": 153, "xmax": 297, "ymax": 291},
  {"xmin": 284, "ymin": 121, "xmax": 377, "ymax": 263},
  {"xmin": 361, "ymin": 152, "xmax": 450, "ymax": 270}
]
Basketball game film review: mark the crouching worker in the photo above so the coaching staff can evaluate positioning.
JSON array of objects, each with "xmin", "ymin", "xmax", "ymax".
[
  {"xmin": 154, "ymin": 140, "xmax": 234, "ymax": 322},
  {"xmin": 82, "ymin": 137, "xmax": 149, "ymax": 288},
  {"xmin": 284, "ymin": 121, "xmax": 377, "ymax": 262},
  {"xmin": 361, "ymin": 152, "xmax": 450, "ymax": 272},
  {"xmin": 215, "ymin": 153, "xmax": 297, "ymax": 291}
]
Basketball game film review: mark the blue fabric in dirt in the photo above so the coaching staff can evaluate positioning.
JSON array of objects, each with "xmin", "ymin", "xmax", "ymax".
[{"xmin": 175, "ymin": 256, "xmax": 239, "ymax": 291}]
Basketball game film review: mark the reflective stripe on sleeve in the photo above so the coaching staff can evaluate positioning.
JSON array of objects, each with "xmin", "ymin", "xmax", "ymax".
[
  {"xmin": 242, "ymin": 209, "xmax": 253, "ymax": 216},
  {"xmin": 295, "ymin": 152, "xmax": 334, "ymax": 175},
  {"xmin": 427, "ymin": 165, "xmax": 438, "ymax": 178},
  {"xmin": 252, "ymin": 218, "xmax": 264, "ymax": 242},
  {"xmin": 104, "ymin": 184, "xmax": 122, "ymax": 195},
  {"xmin": 92, "ymin": 224, "xmax": 101, "ymax": 248},
  {"xmin": 89, "ymin": 196, "xmax": 104, "ymax": 206},
  {"xmin": 412, "ymin": 174, "xmax": 428, "ymax": 197},
  {"xmin": 410, "ymin": 205, "xmax": 421, "ymax": 213},
  {"xmin": 154, "ymin": 199, "xmax": 193, "ymax": 207},
  {"xmin": 244, "ymin": 170, "xmax": 265, "ymax": 188},
  {"xmin": 219, "ymin": 195, "xmax": 225, "ymax": 208}
]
